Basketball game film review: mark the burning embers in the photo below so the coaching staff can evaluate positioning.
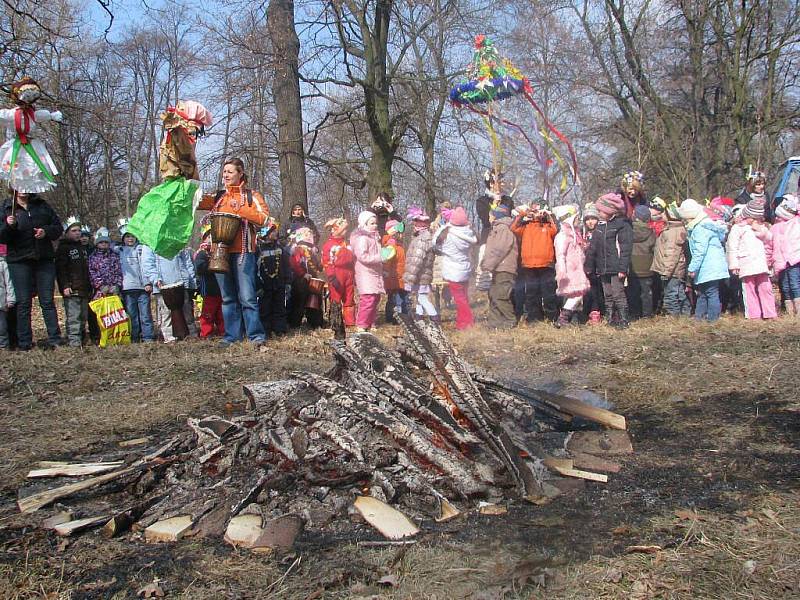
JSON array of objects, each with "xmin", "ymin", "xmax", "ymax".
[{"xmin": 18, "ymin": 316, "xmax": 631, "ymax": 549}]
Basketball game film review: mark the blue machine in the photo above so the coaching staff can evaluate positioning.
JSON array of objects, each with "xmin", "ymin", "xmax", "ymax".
[{"xmin": 770, "ymin": 156, "xmax": 800, "ymax": 199}]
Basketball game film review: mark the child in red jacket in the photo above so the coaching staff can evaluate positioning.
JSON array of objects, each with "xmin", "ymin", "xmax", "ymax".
[{"xmin": 322, "ymin": 218, "xmax": 356, "ymax": 326}]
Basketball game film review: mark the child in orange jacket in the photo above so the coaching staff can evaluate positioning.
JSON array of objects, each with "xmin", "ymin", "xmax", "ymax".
[{"xmin": 382, "ymin": 219, "xmax": 409, "ymax": 323}]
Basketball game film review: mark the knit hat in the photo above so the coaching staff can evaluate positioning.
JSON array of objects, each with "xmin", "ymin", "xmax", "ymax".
[
  {"xmin": 407, "ymin": 206, "xmax": 430, "ymax": 222},
  {"xmin": 357, "ymin": 210, "xmax": 376, "ymax": 230},
  {"xmin": 666, "ymin": 202, "xmax": 682, "ymax": 221},
  {"xmin": 676, "ymin": 199, "xmax": 703, "ymax": 221},
  {"xmin": 649, "ymin": 196, "xmax": 667, "ymax": 213},
  {"xmin": 583, "ymin": 203, "xmax": 600, "ymax": 220},
  {"xmin": 595, "ymin": 193, "xmax": 625, "ymax": 220},
  {"xmin": 324, "ymin": 217, "xmax": 347, "ymax": 235},
  {"xmin": 385, "ymin": 219, "xmax": 404, "ymax": 235},
  {"xmin": 741, "ymin": 197, "xmax": 766, "ymax": 221},
  {"xmin": 775, "ymin": 195, "xmax": 799, "ymax": 221},
  {"xmin": 633, "ymin": 205, "xmax": 651, "ymax": 222},
  {"xmin": 450, "ymin": 206, "xmax": 469, "ymax": 226},
  {"xmin": 94, "ymin": 227, "xmax": 111, "ymax": 244},
  {"xmin": 491, "ymin": 204, "xmax": 511, "ymax": 219},
  {"xmin": 295, "ymin": 227, "xmax": 314, "ymax": 245},
  {"xmin": 552, "ymin": 204, "xmax": 578, "ymax": 223}
]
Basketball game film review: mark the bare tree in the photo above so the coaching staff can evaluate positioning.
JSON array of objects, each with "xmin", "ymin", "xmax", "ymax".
[{"xmin": 268, "ymin": 0, "xmax": 310, "ymax": 220}]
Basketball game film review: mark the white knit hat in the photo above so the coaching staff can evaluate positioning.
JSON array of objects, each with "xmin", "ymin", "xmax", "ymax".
[{"xmin": 676, "ymin": 198, "xmax": 703, "ymax": 221}]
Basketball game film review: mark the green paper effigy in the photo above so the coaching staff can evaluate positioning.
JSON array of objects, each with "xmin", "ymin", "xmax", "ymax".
[{"xmin": 127, "ymin": 177, "xmax": 199, "ymax": 259}]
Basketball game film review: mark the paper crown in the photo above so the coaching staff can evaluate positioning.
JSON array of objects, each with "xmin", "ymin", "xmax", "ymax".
[{"xmin": 63, "ymin": 215, "xmax": 82, "ymax": 231}]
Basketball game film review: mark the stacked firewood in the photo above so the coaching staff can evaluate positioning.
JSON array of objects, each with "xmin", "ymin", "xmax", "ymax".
[{"xmin": 19, "ymin": 316, "xmax": 631, "ymax": 548}]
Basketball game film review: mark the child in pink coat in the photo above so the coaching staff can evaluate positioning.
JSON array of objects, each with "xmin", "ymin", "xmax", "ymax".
[
  {"xmin": 771, "ymin": 195, "xmax": 800, "ymax": 315},
  {"xmin": 726, "ymin": 199, "xmax": 776, "ymax": 319},
  {"xmin": 350, "ymin": 210, "xmax": 385, "ymax": 330},
  {"xmin": 553, "ymin": 204, "xmax": 590, "ymax": 327}
]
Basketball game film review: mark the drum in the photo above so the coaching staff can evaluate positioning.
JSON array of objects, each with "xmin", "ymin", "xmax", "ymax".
[
  {"xmin": 307, "ymin": 277, "xmax": 326, "ymax": 295},
  {"xmin": 305, "ymin": 278, "xmax": 325, "ymax": 310},
  {"xmin": 160, "ymin": 283, "xmax": 190, "ymax": 340},
  {"xmin": 209, "ymin": 213, "xmax": 242, "ymax": 273}
]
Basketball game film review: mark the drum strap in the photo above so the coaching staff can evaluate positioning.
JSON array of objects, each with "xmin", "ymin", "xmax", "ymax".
[
  {"xmin": 212, "ymin": 189, "xmax": 253, "ymax": 207},
  {"xmin": 212, "ymin": 188, "xmax": 255, "ymax": 257}
]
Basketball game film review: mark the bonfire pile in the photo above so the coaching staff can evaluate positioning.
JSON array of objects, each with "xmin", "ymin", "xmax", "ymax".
[{"xmin": 18, "ymin": 316, "xmax": 631, "ymax": 549}]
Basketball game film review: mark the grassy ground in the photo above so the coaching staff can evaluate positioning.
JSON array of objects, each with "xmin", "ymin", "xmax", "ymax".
[{"xmin": 0, "ymin": 312, "xmax": 798, "ymax": 599}]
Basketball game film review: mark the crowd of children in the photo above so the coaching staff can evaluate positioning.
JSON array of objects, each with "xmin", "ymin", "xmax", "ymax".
[{"xmin": 2, "ymin": 167, "xmax": 799, "ymax": 350}]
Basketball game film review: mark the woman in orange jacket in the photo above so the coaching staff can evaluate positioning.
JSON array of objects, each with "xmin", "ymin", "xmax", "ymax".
[{"xmin": 197, "ymin": 158, "xmax": 271, "ymax": 346}]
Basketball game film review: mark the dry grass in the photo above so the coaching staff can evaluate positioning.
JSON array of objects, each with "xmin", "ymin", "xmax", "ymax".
[{"xmin": 0, "ymin": 313, "xmax": 799, "ymax": 598}]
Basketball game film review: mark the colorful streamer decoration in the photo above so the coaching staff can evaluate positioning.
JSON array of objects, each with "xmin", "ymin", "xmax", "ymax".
[{"xmin": 450, "ymin": 35, "xmax": 579, "ymax": 196}]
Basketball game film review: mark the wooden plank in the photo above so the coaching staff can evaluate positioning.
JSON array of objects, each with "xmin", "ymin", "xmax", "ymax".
[
  {"xmin": 42, "ymin": 511, "xmax": 73, "ymax": 530},
  {"xmin": 570, "ymin": 452, "xmax": 622, "ymax": 473},
  {"xmin": 144, "ymin": 515, "xmax": 193, "ymax": 542},
  {"xmin": 54, "ymin": 515, "xmax": 109, "ymax": 536},
  {"xmin": 566, "ymin": 431, "xmax": 634, "ymax": 456},
  {"xmin": 354, "ymin": 496, "xmax": 419, "ymax": 540},
  {"xmin": 102, "ymin": 497, "xmax": 164, "ymax": 538},
  {"xmin": 550, "ymin": 465, "xmax": 608, "ymax": 483},
  {"xmin": 224, "ymin": 514, "xmax": 264, "ymax": 548},
  {"xmin": 28, "ymin": 462, "xmax": 124, "ymax": 478},
  {"xmin": 19, "ymin": 465, "xmax": 139, "ymax": 513},
  {"xmin": 118, "ymin": 437, "xmax": 150, "ymax": 448},
  {"xmin": 538, "ymin": 392, "xmax": 626, "ymax": 430},
  {"xmin": 542, "ymin": 457, "xmax": 574, "ymax": 471},
  {"xmin": 18, "ymin": 438, "xmax": 180, "ymax": 513}
]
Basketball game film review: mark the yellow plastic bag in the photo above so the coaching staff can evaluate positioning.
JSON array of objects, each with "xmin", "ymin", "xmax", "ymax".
[{"xmin": 89, "ymin": 295, "xmax": 131, "ymax": 348}]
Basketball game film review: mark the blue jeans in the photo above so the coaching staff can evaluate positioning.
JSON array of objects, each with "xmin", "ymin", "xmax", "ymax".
[
  {"xmin": 123, "ymin": 290, "xmax": 155, "ymax": 342},
  {"xmin": 662, "ymin": 277, "xmax": 691, "ymax": 316},
  {"xmin": 7, "ymin": 259, "xmax": 61, "ymax": 348},
  {"xmin": 215, "ymin": 252, "xmax": 265, "ymax": 343},
  {"xmin": 778, "ymin": 264, "xmax": 800, "ymax": 300},
  {"xmin": 694, "ymin": 279, "xmax": 722, "ymax": 322}
]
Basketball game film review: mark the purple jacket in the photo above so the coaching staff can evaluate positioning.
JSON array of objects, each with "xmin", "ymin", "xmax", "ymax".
[
  {"xmin": 350, "ymin": 227, "xmax": 385, "ymax": 295},
  {"xmin": 88, "ymin": 248, "xmax": 123, "ymax": 295},
  {"xmin": 771, "ymin": 216, "xmax": 800, "ymax": 275}
]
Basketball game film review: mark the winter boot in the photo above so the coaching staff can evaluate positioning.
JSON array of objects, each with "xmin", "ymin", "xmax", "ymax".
[
  {"xmin": 588, "ymin": 310, "xmax": 602, "ymax": 325},
  {"xmin": 793, "ymin": 298, "xmax": 800, "ymax": 316},
  {"xmin": 614, "ymin": 308, "xmax": 630, "ymax": 329},
  {"xmin": 554, "ymin": 309, "xmax": 573, "ymax": 328}
]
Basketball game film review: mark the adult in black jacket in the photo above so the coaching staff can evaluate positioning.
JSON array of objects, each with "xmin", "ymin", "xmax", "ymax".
[
  {"xmin": 368, "ymin": 193, "xmax": 402, "ymax": 236},
  {"xmin": 735, "ymin": 171, "xmax": 774, "ymax": 223},
  {"xmin": 0, "ymin": 193, "xmax": 63, "ymax": 349},
  {"xmin": 284, "ymin": 203, "xmax": 319, "ymax": 243},
  {"xmin": 475, "ymin": 170, "xmax": 514, "ymax": 243}
]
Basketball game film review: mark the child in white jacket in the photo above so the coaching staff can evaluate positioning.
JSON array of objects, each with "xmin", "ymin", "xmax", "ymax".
[
  {"xmin": 432, "ymin": 207, "xmax": 477, "ymax": 329},
  {"xmin": 0, "ymin": 244, "xmax": 16, "ymax": 349},
  {"xmin": 727, "ymin": 199, "xmax": 776, "ymax": 319}
]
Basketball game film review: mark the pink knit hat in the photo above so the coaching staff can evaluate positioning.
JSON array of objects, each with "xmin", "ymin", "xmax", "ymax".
[
  {"xmin": 595, "ymin": 193, "xmax": 625, "ymax": 220},
  {"xmin": 449, "ymin": 206, "xmax": 468, "ymax": 226}
]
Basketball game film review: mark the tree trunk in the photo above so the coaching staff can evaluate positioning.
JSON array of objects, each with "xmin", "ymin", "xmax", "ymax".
[{"xmin": 267, "ymin": 0, "xmax": 309, "ymax": 221}]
